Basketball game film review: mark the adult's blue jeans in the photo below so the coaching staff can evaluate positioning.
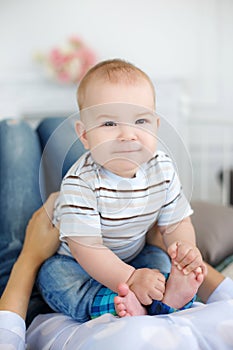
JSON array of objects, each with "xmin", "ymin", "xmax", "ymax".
[
  {"xmin": 0, "ymin": 116, "xmax": 84, "ymax": 326},
  {"xmin": 0, "ymin": 119, "xmax": 47, "ymax": 326}
]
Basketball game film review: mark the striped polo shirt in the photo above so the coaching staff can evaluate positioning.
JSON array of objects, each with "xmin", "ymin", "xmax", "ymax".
[{"xmin": 55, "ymin": 150, "xmax": 193, "ymax": 261}]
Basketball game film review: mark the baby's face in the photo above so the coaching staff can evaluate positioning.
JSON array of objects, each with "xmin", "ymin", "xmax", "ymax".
[{"xmin": 77, "ymin": 79, "xmax": 159, "ymax": 178}]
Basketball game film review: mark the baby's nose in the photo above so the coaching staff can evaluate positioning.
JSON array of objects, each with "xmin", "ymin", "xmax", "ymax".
[{"xmin": 118, "ymin": 124, "xmax": 137, "ymax": 141}]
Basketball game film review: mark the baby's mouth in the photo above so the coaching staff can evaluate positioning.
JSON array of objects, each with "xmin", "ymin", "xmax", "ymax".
[{"xmin": 113, "ymin": 143, "xmax": 142, "ymax": 153}]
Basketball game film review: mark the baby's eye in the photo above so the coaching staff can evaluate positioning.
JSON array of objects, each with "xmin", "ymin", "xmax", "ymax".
[
  {"xmin": 135, "ymin": 118, "xmax": 147, "ymax": 124},
  {"xmin": 103, "ymin": 121, "xmax": 117, "ymax": 127}
]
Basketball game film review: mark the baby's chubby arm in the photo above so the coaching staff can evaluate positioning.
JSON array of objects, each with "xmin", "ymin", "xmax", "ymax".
[
  {"xmin": 67, "ymin": 236, "xmax": 135, "ymax": 293},
  {"xmin": 67, "ymin": 237, "xmax": 165, "ymax": 304},
  {"xmin": 159, "ymin": 216, "xmax": 204, "ymax": 275}
]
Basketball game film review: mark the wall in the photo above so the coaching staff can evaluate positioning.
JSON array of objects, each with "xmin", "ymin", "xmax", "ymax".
[{"xmin": 1, "ymin": 0, "xmax": 232, "ymax": 113}]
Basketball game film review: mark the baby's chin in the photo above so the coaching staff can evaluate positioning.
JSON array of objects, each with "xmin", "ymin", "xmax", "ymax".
[{"xmin": 101, "ymin": 159, "xmax": 140, "ymax": 178}]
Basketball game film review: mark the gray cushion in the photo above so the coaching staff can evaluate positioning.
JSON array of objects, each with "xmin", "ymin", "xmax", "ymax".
[{"xmin": 191, "ymin": 201, "xmax": 233, "ymax": 265}]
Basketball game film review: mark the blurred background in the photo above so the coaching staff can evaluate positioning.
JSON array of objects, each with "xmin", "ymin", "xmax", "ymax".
[{"xmin": 1, "ymin": 0, "xmax": 233, "ymax": 204}]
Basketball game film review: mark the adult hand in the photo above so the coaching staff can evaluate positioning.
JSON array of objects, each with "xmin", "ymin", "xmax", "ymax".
[{"xmin": 20, "ymin": 192, "xmax": 60, "ymax": 268}]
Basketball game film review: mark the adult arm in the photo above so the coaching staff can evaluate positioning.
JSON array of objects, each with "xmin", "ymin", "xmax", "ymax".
[
  {"xmin": 0, "ymin": 193, "xmax": 60, "ymax": 320},
  {"xmin": 197, "ymin": 262, "xmax": 225, "ymax": 303}
]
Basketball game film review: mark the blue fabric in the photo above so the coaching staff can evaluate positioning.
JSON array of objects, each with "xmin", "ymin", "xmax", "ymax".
[
  {"xmin": 129, "ymin": 245, "xmax": 171, "ymax": 273},
  {"xmin": 0, "ymin": 119, "xmax": 55, "ymax": 326},
  {"xmin": 36, "ymin": 116, "xmax": 85, "ymax": 200},
  {"xmin": 37, "ymin": 254, "xmax": 103, "ymax": 322},
  {"xmin": 0, "ymin": 119, "xmax": 42, "ymax": 289},
  {"xmin": 147, "ymin": 293, "xmax": 196, "ymax": 315},
  {"xmin": 0, "ymin": 117, "xmax": 87, "ymax": 325}
]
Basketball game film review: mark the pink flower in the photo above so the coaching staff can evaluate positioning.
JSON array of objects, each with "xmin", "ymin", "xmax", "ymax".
[
  {"xmin": 58, "ymin": 71, "xmax": 71, "ymax": 82},
  {"xmin": 69, "ymin": 35, "xmax": 83, "ymax": 47},
  {"xmin": 39, "ymin": 36, "xmax": 97, "ymax": 84}
]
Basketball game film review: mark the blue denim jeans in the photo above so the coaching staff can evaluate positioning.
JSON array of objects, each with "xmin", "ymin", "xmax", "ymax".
[
  {"xmin": 0, "ymin": 116, "xmax": 84, "ymax": 326},
  {"xmin": 0, "ymin": 119, "xmax": 49, "ymax": 326},
  {"xmin": 37, "ymin": 245, "xmax": 171, "ymax": 322}
]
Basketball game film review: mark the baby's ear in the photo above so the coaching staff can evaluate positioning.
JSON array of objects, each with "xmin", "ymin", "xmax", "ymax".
[{"xmin": 75, "ymin": 121, "xmax": 89, "ymax": 149}]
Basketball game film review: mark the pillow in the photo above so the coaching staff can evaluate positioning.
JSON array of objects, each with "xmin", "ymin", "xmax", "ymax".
[{"xmin": 191, "ymin": 201, "xmax": 233, "ymax": 266}]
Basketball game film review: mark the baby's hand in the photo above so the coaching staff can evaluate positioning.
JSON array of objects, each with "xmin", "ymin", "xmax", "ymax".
[
  {"xmin": 126, "ymin": 268, "xmax": 166, "ymax": 305},
  {"xmin": 167, "ymin": 241, "xmax": 203, "ymax": 275}
]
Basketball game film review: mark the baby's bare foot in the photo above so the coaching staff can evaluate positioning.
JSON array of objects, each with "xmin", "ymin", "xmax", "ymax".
[
  {"xmin": 162, "ymin": 263, "xmax": 204, "ymax": 309},
  {"xmin": 114, "ymin": 283, "xmax": 147, "ymax": 317}
]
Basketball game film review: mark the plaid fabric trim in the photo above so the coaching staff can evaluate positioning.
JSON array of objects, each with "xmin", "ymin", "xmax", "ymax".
[{"xmin": 91, "ymin": 287, "xmax": 117, "ymax": 319}]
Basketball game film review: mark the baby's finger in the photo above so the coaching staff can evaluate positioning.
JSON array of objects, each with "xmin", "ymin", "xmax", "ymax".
[
  {"xmin": 148, "ymin": 286, "xmax": 164, "ymax": 302},
  {"xmin": 136, "ymin": 280, "xmax": 165, "ymax": 305},
  {"xmin": 176, "ymin": 249, "xmax": 198, "ymax": 270},
  {"xmin": 153, "ymin": 270, "xmax": 166, "ymax": 284},
  {"xmin": 182, "ymin": 256, "xmax": 202, "ymax": 275},
  {"xmin": 167, "ymin": 241, "xmax": 179, "ymax": 260},
  {"xmin": 137, "ymin": 292, "xmax": 153, "ymax": 305},
  {"xmin": 196, "ymin": 263, "xmax": 208, "ymax": 277},
  {"xmin": 174, "ymin": 243, "xmax": 191, "ymax": 264}
]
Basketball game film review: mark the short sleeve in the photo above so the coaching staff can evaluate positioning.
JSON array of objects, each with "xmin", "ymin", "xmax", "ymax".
[{"xmin": 54, "ymin": 175, "xmax": 101, "ymax": 240}]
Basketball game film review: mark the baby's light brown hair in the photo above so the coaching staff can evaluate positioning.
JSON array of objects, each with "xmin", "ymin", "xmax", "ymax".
[{"xmin": 77, "ymin": 58, "xmax": 155, "ymax": 110}]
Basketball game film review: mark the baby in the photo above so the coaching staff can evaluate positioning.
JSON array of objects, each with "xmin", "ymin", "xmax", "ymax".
[{"xmin": 38, "ymin": 59, "xmax": 205, "ymax": 321}]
